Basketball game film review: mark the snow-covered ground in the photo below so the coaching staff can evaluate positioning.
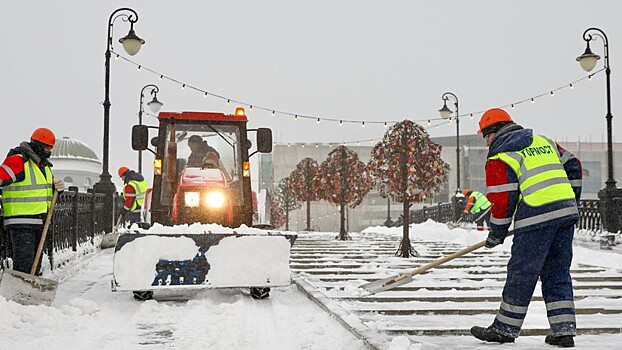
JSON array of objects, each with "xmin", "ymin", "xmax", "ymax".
[{"xmin": 0, "ymin": 221, "xmax": 620, "ymax": 350}]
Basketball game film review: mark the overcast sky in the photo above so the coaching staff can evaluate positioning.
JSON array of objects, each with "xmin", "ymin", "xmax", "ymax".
[{"xmin": 2, "ymin": 0, "xmax": 621, "ymax": 188}]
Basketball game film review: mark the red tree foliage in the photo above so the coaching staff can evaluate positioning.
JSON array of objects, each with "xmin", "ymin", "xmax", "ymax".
[
  {"xmin": 288, "ymin": 158, "xmax": 321, "ymax": 231},
  {"xmin": 318, "ymin": 145, "xmax": 372, "ymax": 239},
  {"xmin": 368, "ymin": 120, "xmax": 449, "ymax": 257},
  {"xmin": 272, "ymin": 177, "xmax": 300, "ymax": 230}
]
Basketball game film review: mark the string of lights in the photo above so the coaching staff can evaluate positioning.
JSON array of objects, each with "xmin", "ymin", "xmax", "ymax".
[
  {"xmin": 140, "ymin": 111, "xmax": 449, "ymax": 148},
  {"xmin": 113, "ymin": 50, "xmax": 603, "ymax": 128}
]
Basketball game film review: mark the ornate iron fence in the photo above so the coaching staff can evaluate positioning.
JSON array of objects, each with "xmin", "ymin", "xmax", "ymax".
[
  {"xmin": 576, "ymin": 200, "xmax": 601, "ymax": 231},
  {"xmin": 411, "ymin": 199, "xmax": 603, "ymax": 231},
  {"xmin": 1, "ymin": 187, "xmax": 123, "ymax": 271}
]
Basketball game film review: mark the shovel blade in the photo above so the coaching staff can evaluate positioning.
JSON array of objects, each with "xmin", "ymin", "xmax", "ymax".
[
  {"xmin": 359, "ymin": 273, "xmax": 413, "ymax": 294},
  {"xmin": 0, "ymin": 269, "xmax": 58, "ymax": 306},
  {"xmin": 100, "ymin": 232, "xmax": 119, "ymax": 249}
]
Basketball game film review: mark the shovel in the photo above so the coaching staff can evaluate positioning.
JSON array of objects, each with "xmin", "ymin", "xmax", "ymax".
[
  {"xmin": 447, "ymin": 206, "xmax": 492, "ymax": 230},
  {"xmin": 360, "ymin": 231, "xmax": 513, "ymax": 294},
  {"xmin": 100, "ymin": 213, "xmax": 123, "ymax": 249},
  {"xmin": 0, "ymin": 191, "xmax": 59, "ymax": 306},
  {"xmin": 446, "ymin": 214, "xmax": 465, "ymax": 229}
]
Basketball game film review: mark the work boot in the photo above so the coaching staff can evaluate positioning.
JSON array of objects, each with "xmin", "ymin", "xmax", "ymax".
[
  {"xmin": 470, "ymin": 326, "xmax": 515, "ymax": 344},
  {"xmin": 545, "ymin": 335, "xmax": 575, "ymax": 348}
]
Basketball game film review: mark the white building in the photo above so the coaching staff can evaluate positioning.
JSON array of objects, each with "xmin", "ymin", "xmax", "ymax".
[{"xmin": 50, "ymin": 137, "xmax": 101, "ymax": 192}]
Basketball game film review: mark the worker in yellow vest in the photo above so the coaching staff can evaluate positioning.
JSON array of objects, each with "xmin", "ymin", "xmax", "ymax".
[
  {"xmin": 117, "ymin": 166, "xmax": 149, "ymax": 225},
  {"xmin": 0, "ymin": 128, "xmax": 64, "ymax": 274},
  {"xmin": 461, "ymin": 189, "xmax": 492, "ymax": 230},
  {"xmin": 470, "ymin": 108, "xmax": 582, "ymax": 348}
]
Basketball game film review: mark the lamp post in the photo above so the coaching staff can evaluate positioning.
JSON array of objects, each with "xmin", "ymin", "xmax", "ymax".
[
  {"xmin": 137, "ymin": 84, "xmax": 163, "ymax": 173},
  {"xmin": 439, "ymin": 92, "xmax": 460, "ymax": 192},
  {"xmin": 93, "ymin": 8, "xmax": 145, "ymax": 232},
  {"xmin": 439, "ymin": 92, "xmax": 462, "ymax": 221},
  {"xmin": 577, "ymin": 27, "xmax": 622, "ymax": 233}
]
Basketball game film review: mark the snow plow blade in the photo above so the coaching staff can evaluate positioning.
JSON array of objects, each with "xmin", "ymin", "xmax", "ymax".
[{"xmin": 111, "ymin": 229, "xmax": 297, "ymax": 292}]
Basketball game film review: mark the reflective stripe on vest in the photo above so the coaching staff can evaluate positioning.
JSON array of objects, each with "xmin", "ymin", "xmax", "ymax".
[
  {"xmin": 489, "ymin": 135, "xmax": 575, "ymax": 207},
  {"xmin": 126, "ymin": 179, "xmax": 149, "ymax": 212},
  {"xmin": 1, "ymin": 158, "xmax": 53, "ymax": 217},
  {"xmin": 469, "ymin": 191, "xmax": 492, "ymax": 214}
]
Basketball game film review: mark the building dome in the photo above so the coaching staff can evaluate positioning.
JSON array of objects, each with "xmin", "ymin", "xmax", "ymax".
[
  {"xmin": 50, "ymin": 137, "xmax": 102, "ymax": 192},
  {"xmin": 51, "ymin": 136, "xmax": 100, "ymax": 164}
]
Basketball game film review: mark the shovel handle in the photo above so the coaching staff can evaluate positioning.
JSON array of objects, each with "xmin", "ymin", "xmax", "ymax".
[
  {"xmin": 114, "ymin": 212, "xmax": 123, "ymax": 233},
  {"xmin": 31, "ymin": 190, "xmax": 58, "ymax": 275},
  {"xmin": 408, "ymin": 229, "xmax": 514, "ymax": 278},
  {"xmin": 409, "ymin": 240, "xmax": 486, "ymax": 277}
]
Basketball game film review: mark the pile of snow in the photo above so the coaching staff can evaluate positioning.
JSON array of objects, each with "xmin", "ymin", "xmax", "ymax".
[
  {"xmin": 126, "ymin": 222, "xmax": 298, "ymax": 236},
  {"xmin": 114, "ymin": 228, "xmax": 294, "ymax": 290}
]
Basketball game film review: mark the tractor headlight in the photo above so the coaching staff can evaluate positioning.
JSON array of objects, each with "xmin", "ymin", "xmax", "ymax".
[
  {"xmin": 205, "ymin": 191, "xmax": 226, "ymax": 208},
  {"xmin": 184, "ymin": 191, "xmax": 200, "ymax": 208}
]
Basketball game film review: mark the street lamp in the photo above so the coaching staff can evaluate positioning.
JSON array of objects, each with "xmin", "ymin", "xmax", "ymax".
[
  {"xmin": 439, "ymin": 92, "xmax": 460, "ymax": 192},
  {"xmin": 577, "ymin": 27, "xmax": 622, "ymax": 233},
  {"xmin": 137, "ymin": 84, "xmax": 163, "ymax": 173},
  {"xmin": 93, "ymin": 8, "xmax": 145, "ymax": 232}
]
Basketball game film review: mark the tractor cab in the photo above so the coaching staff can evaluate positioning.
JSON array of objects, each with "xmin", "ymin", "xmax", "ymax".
[{"xmin": 132, "ymin": 108, "xmax": 272, "ymax": 227}]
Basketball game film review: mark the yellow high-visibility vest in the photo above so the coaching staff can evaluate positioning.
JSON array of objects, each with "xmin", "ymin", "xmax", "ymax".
[
  {"xmin": 468, "ymin": 191, "xmax": 492, "ymax": 214},
  {"xmin": 489, "ymin": 135, "xmax": 575, "ymax": 206},
  {"xmin": 125, "ymin": 178, "xmax": 149, "ymax": 212},
  {"xmin": 2, "ymin": 157, "xmax": 53, "ymax": 217}
]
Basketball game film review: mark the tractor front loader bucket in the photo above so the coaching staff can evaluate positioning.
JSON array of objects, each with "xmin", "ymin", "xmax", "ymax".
[{"xmin": 111, "ymin": 230, "xmax": 296, "ymax": 293}]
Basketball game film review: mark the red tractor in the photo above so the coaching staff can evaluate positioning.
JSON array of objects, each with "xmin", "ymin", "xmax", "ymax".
[{"xmin": 112, "ymin": 108, "xmax": 295, "ymax": 300}]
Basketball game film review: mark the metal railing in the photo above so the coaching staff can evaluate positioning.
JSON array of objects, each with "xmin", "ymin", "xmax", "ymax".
[
  {"xmin": 411, "ymin": 199, "xmax": 604, "ymax": 231},
  {"xmin": 1, "ymin": 187, "xmax": 123, "ymax": 271}
]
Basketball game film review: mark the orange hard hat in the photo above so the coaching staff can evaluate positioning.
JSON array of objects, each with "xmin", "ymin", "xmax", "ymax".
[
  {"xmin": 118, "ymin": 166, "xmax": 130, "ymax": 178},
  {"xmin": 31, "ymin": 127, "xmax": 56, "ymax": 147},
  {"xmin": 478, "ymin": 108, "xmax": 513, "ymax": 135},
  {"xmin": 462, "ymin": 189, "xmax": 471, "ymax": 196}
]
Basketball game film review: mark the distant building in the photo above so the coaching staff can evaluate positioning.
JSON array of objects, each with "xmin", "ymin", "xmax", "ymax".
[{"xmin": 50, "ymin": 137, "xmax": 101, "ymax": 192}]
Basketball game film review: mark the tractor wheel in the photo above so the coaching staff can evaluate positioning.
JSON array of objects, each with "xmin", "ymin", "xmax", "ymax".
[
  {"xmin": 250, "ymin": 287, "xmax": 270, "ymax": 299},
  {"xmin": 133, "ymin": 291, "xmax": 154, "ymax": 301}
]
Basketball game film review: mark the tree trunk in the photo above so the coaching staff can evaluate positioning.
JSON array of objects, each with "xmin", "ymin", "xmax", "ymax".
[
  {"xmin": 339, "ymin": 203, "xmax": 349, "ymax": 240},
  {"xmin": 396, "ymin": 200, "xmax": 414, "ymax": 257},
  {"xmin": 396, "ymin": 130, "xmax": 417, "ymax": 257},
  {"xmin": 285, "ymin": 208, "xmax": 289, "ymax": 231},
  {"xmin": 306, "ymin": 199, "xmax": 311, "ymax": 231}
]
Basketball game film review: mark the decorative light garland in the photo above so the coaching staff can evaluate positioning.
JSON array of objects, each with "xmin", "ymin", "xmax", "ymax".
[{"xmin": 115, "ymin": 50, "xmax": 603, "ymax": 131}]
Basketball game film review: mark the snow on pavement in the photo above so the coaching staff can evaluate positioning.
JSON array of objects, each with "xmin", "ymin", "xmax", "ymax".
[
  {"xmin": 0, "ymin": 247, "xmax": 364, "ymax": 350},
  {"xmin": 0, "ymin": 220, "xmax": 621, "ymax": 349}
]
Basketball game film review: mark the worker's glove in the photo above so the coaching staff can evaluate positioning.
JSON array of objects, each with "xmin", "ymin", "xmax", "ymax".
[
  {"xmin": 54, "ymin": 179, "xmax": 65, "ymax": 192},
  {"xmin": 485, "ymin": 232, "xmax": 505, "ymax": 249}
]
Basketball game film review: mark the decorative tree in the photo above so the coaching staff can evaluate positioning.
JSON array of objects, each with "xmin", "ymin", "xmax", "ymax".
[
  {"xmin": 368, "ymin": 120, "xmax": 449, "ymax": 257},
  {"xmin": 288, "ymin": 158, "xmax": 321, "ymax": 231},
  {"xmin": 318, "ymin": 145, "xmax": 372, "ymax": 240},
  {"xmin": 272, "ymin": 177, "xmax": 300, "ymax": 230},
  {"xmin": 270, "ymin": 196, "xmax": 286, "ymax": 229}
]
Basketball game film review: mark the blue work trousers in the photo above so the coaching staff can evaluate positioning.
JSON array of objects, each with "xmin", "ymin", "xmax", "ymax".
[
  {"xmin": 492, "ymin": 222, "xmax": 576, "ymax": 338},
  {"xmin": 7, "ymin": 224, "xmax": 44, "ymax": 275}
]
